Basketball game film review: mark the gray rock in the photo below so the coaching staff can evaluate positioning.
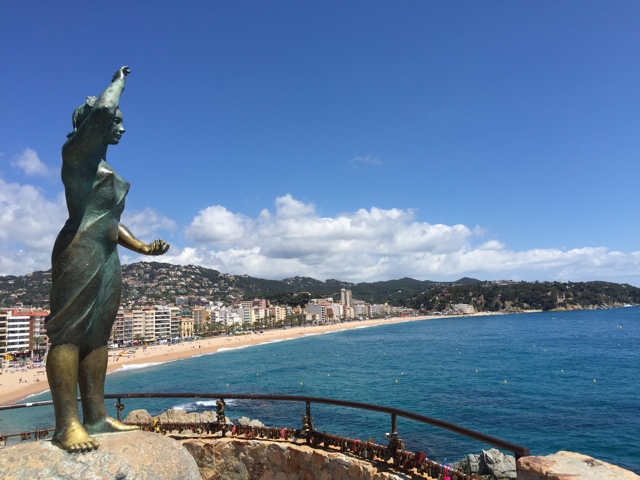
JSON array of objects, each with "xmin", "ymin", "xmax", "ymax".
[
  {"xmin": 123, "ymin": 408, "xmax": 153, "ymax": 424},
  {"xmin": 455, "ymin": 453, "xmax": 481, "ymax": 475},
  {"xmin": 0, "ymin": 430, "xmax": 200, "ymax": 480},
  {"xmin": 454, "ymin": 449, "xmax": 516, "ymax": 480},
  {"xmin": 479, "ymin": 448, "xmax": 516, "ymax": 480},
  {"xmin": 237, "ymin": 416, "xmax": 251, "ymax": 426},
  {"xmin": 156, "ymin": 408, "xmax": 217, "ymax": 424}
]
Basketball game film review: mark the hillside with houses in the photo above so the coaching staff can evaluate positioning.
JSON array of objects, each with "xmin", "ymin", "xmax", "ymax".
[{"xmin": 2, "ymin": 262, "xmax": 639, "ymax": 358}]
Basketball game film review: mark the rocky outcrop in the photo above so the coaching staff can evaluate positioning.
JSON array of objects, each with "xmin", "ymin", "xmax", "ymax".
[
  {"xmin": 3, "ymin": 426, "xmax": 637, "ymax": 479},
  {"xmin": 181, "ymin": 437, "xmax": 417, "ymax": 480},
  {"xmin": 125, "ymin": 407, "xmax": 224, "ymax": 425},
  {"xmin": 517, "ymin": 451, "xmax": 639, "ymax": 480},
  {"xmin": 0, "ymin": 430, "xmax": 200, "ymax": 480},
  {"xmin": 237, "ymin": 416, "xmax": 265, "ymax": 427},
  {"xmin": 124, "ymin": 408, "xmax": 154, "ymax": 423},
  {"xmin": 455, "ymin": 448, "xmax": 516, "ymax": 479}
]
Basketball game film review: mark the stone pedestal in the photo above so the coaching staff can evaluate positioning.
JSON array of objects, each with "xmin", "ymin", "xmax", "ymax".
[{"xmin": 0, "ymin": 430, "xmax": 200, "ymax": 480}]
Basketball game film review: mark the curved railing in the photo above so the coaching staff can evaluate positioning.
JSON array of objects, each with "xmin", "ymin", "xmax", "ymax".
[
  {"xmin": 1, "ymin": 392, "xmax": 530, "ymax": 478},
  {"xmin": 104, "ymin": 392, "xmax": 530, "ymax": 459}
]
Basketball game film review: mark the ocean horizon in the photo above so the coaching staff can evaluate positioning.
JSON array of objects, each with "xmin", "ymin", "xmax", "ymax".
[{"xmin": 2, "ymin": 307, "xmax": 638, "ymax": 473}]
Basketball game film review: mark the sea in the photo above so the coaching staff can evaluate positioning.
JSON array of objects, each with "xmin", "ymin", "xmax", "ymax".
[{"xmin": 1, "ymin": 307, "xmax": 639, "ymax": 474}]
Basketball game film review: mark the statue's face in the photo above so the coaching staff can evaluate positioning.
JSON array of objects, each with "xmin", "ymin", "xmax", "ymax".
[{"xmin": 106, "ymin": 110, "xmax": 125, "ymax": 145}]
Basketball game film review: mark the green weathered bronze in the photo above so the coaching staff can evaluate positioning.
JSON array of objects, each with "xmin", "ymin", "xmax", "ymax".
[{"xmin": 45, "ymin": 66, "xmax": 169, "ymax": 453}]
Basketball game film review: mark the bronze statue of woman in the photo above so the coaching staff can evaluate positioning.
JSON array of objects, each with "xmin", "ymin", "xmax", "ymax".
[{"xmin": 46, "ymin": 66, "xmax": 169, "ymax": 452}]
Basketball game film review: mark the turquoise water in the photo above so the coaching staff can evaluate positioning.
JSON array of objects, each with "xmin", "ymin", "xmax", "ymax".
[{"xmin": 2, "ymin": 307, "xmax": 639, "ymax": 473}]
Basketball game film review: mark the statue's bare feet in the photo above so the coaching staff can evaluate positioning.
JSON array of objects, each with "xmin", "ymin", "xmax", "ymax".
[
  {"xmin": 52, "ymin": 421, "xmax": 100, "ymax": 453},
  {"xmin": 84, "ymin": 416, "xmax": 139, "ymax": 434}
]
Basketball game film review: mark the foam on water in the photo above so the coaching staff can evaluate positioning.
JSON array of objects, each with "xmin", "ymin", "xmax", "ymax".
[
  {"xmin": 114, "ymin": 361, "xmax": 166, "ymax": 371},
  {"xmin": 172, "ymin": 398, "xmax": 240, "ymax": 411}
]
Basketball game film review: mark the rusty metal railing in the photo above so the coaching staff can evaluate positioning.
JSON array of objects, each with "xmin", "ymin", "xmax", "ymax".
[
  {"xmin": 1, "ymin": 392, "xmax": 529, "ymax": 478},
  {"xmin": 104, "ymin": 392, "xmax": 530, "ymax": 459}
]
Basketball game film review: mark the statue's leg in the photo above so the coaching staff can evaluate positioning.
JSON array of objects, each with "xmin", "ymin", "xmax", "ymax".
[
  {"xmin": 79, "ymin": 345, "xmax": 138, "ymax": 434},
  {"xmin": 46, "ymin": 344, "xmax": 100, "ymax": 452}
]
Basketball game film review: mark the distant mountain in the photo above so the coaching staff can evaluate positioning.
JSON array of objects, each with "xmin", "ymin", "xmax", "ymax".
[
  {"xmin": 349, "ymin": 277, "xmax": 436, "ymax": 304},
  {"xmin": 402, "ymin": 279, "xmax": 640, "ymax": 312},
  {"xmin": 0, "ymin": 270, "xmax": 52, "ymax": 308},
  {"xmin": 452, "ymin": 277, "xmax": 483, "ymax": 285},
  {"xmin": 1, "ymin": 262, "xmax": 638, "ymax": 312}
]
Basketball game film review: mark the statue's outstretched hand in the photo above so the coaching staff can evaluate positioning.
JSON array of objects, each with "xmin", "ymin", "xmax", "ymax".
[
  {"xmin": 145, "ymin": 239, "xmax": 170, "ymax": 256},
  {"xmin": 112, "ymin": 66, "xmax": 131, "ymax": 82}
]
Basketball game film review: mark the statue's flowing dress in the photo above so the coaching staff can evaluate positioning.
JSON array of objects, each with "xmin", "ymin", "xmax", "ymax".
[{"xmin": 46, "ymin": 159, "xmax": 129, "ymax": 348}]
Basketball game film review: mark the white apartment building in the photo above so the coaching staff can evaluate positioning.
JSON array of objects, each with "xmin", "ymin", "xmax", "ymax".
[
  {"xmin": 7, "ymin": 311, "xmax": 30, "ymax": 352},
  {"xmin": 170, "ymin": 306, "xmax": 180, "ymax": 338},
  {"xmin": 369, "ymin": 303, "xmax": 390, "ymax": 317},
  {"xmin": 113, "ymin": 309, "xmax": 133, "ymax": 345},
  {"xmin": 131, "ymin": 309, "xmax": 145, "ymax": 341},
  {"xmin": 1, "ymin": 309, "xmax": 48, "ymax": 355},
  {"xmin": 230, "ymin": 306, "xmax": 253, "ymax": 327},
  {"xmin": 214, "ymin": 308, "xmax": 242, "ymax": 329},
  {"xmin": 306, "ymin": 303, "xmax": 341, "ymax": 324},
  {"xmin": 452, "ymin": 303, "xmax": 475, "ymax": 314},
  {"xmin": 253, "ymin": 307, "xmax": 266, "ymax": 325},
  {"xmin": 153, "ymin": 305, "xmax": 171, "ymax": 340},
  {"xmin": 113, "ymin": 306, "xmax": 182, "ymax": 345},
  {"xmin": 353, "ymin": 302, "xmax": 371, "ymax": 319}
]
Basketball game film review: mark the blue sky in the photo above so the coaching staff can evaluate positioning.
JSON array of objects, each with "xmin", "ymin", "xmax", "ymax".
[{"xmin": 1, "ymin": 1, "xmax": 639, "ymax": 285}]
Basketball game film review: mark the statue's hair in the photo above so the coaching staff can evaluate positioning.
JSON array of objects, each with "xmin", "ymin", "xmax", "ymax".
[{"xmin": 66, "ymin": 96, "xmax": 97, "ymax": 138}]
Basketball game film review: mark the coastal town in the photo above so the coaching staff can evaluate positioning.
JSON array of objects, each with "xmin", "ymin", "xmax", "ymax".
[
  {"xmin": 2, "ymin": 259, "xmax": 639, "ymax": 364},
  {"xmin": 2, "ymin": 287, "xmax": 458, "ymax": 360},
  {"xmin": 0, "ymin": 264, "xmax": 479, "ymax": 406},
  {"xmin": 0, "ymin": 305, "xmax": 451, "ymax": 406},
  {"xmin": 1, "ymin": 261, "xmax": 489, "ymax": 363}
]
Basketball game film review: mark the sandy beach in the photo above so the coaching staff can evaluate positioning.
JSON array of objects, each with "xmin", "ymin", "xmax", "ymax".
[{"xmin": 0, "ymin": 313, "xmax": 472, "ymax": 406}]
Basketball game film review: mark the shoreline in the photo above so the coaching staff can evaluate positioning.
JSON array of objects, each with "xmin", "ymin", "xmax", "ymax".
[{"xmin": 0, "ymin": 312, "xmax": 508, "ymax": 405}]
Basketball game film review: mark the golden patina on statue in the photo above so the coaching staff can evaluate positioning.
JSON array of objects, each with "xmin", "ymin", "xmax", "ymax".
[{"xmin": 45, "ymin": 66, "xmax": 170, "ymax": 453}]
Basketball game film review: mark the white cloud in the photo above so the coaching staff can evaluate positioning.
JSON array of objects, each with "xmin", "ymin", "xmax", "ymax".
[
  {"xmin": 121, "ymin": 208, "xmax": 177, "ymax": 239},
  {"xmin": 0, "ymin": 178, "xmax": 66, "ymax": 251},
  {"xmin": 348, "ymin": 154, "xmax": 382, "ymax": 167},
  {"xmin": 0, "ymin": 178, "xmax": 178, "ymax": 276},
  {"xmin": 2, "ymin": 185, "xmax": 640, "ymax": 286},
  {"xmin": 11, "ymin": 148, "xmax": 50, "ymax": 177},
  {"xmin": 0, "ymin": 249, "xmax": 52, "ymax": 280},
  {"xmin": 182, "ymin": 194, "xmax": 640, "ymax": 284},
  {"xmin": 0, "ymin": 178, "xmax": 67, "ymax": 275},
  {"xmin": 185, "ymin": 205, "xmax": 251, "ymax": 246}
]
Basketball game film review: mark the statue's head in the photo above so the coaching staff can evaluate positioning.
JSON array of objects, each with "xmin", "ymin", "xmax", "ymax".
[
  {"xmin": 67, "ymin": 96, "xmax": 96, "ymax": 139},
  {"xmin": 67, "ymin": 96, "xmax": 125, "ymax": 145}
]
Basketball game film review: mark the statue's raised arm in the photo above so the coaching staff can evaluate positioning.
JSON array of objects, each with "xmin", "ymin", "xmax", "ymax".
[{"xmin": 62, "ymin": 66, "xmax": 130, "ymax": 163}]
